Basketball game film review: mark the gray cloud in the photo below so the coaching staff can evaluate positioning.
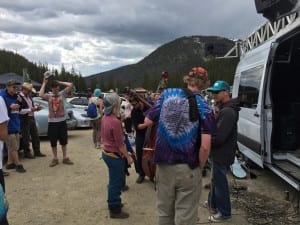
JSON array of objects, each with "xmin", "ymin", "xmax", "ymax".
[{"xmin": 0, "ymin": 0, "xmax": 266, "ymax": 76}]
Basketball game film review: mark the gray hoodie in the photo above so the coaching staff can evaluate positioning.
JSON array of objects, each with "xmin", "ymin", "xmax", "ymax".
[{"xmin": 211, "ymin": 98, "xmax": 240, "ymax": 166}]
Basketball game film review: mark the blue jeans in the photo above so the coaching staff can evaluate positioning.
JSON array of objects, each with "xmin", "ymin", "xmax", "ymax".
[
  {"xmin": 102, "ymin": 153, "xmax": 125, "ymax": 210},
  {"xmin": 209, "ymin": 162, "xmax": 231, "ymax": 217}
]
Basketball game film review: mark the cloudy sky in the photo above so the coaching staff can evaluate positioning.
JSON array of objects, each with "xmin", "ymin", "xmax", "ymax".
[{"xmin": 0, "ymin": 0, "xmax": 266, "ymax": 77}]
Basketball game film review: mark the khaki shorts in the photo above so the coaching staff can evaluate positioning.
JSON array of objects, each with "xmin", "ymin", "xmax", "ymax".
[{"xmin": 5, "ymin": 133, "xmax": 20, "ymax": 152}]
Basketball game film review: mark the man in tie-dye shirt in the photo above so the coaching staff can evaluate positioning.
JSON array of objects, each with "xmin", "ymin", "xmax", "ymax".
[{"xmin": 142, "ymin": 67, "xmax": 216, "ymax": 225}]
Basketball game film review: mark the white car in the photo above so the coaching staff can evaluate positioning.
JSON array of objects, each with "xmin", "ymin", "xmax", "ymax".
[{"xmin": 67, "ymin": 97, "xmax": 89, "ymax": 109}]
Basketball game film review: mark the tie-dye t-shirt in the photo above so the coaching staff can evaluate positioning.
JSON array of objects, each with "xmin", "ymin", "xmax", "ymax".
[{"xmin": 146, "ymin": 88, "xmax": 216, "ymax": 169}]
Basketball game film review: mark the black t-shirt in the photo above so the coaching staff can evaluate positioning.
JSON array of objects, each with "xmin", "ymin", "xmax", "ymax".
[{"xmin": 131, "ymin": 107, "xmax": 148, "ymax": 137}]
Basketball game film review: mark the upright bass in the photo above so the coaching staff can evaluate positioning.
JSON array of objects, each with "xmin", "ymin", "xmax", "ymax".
[
  {"xmin": 124, "ymin": 72, "xmax": 168, "ymax": 181},
  {"xmin": 141, "ymin": 71, "xmax": 168, "ymax": 181}
]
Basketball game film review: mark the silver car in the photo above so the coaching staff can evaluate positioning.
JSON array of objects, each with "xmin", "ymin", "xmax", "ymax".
[
  {"xmin": 33, "ymin": 97, "xmax": 77, "ymax": 136},
  {"xmin": 65, "ymin": 102, "xmax": 92, "ymax": 128}
]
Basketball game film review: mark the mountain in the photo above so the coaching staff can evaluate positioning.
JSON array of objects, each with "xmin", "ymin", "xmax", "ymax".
[{"xmin": 85, "ymin": 35, "xmax": 238, "ymax": 92}]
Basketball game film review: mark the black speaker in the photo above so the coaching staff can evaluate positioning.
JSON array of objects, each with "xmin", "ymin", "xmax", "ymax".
[{"xmin": 254, "ymin": 0, "xmax": 299, "ymax": 21}]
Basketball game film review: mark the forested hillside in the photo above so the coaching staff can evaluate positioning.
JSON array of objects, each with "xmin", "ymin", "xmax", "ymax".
[
  {"xmin": 85, "ymin": 36, "xmax": 239, "ymax": 92},
  {"xmin": 0, "ymin": 49, "xmax": 86, "ymax": 91},
  {"xmin": 1, "ymin": 35, "xmax": 239, "ymax": 93}
]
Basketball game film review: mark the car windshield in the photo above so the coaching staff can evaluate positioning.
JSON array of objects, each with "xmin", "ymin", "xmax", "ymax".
[{"xmin": 65, "ymin": 102, "xmax": 75, "ymax": 109}]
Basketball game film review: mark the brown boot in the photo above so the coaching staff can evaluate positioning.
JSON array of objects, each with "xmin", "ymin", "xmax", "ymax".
[{"xmin": 109, "ymin": 208, "xmax": 129, "ymax": 219}]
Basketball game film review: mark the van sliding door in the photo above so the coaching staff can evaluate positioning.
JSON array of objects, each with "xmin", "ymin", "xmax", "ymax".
[{"xmin": 237, "ymin": 65, "xmax": 265, "ymax": 167}]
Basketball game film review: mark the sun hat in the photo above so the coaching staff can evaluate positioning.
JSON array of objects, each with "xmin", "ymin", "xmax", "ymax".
[
  {"xmin": 103, "ymin": 92, "xmax": 119, "ymax": 115},
  {"xmin": 207, "ymin": 80, "xmax": 230, "ymax": 92},
  {"xmin": 93, "ymin": 88, "xmax": 102, "ymax": 97}
]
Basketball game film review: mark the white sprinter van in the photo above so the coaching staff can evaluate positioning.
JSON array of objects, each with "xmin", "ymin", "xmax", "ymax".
[{"xmin": 231, "ymin": 8, "xmax": 300, "ymax": 190}]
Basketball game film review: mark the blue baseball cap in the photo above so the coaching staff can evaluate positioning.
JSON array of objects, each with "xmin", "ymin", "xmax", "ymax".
[{"xmin": 207, "ymin": 80, "xmax": 230, "ymax": 92}]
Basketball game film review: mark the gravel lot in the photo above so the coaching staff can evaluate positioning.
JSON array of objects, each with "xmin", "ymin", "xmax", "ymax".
[{"xmin": 4, "ymin": 129, "xmax": 300, "ymax": 225}]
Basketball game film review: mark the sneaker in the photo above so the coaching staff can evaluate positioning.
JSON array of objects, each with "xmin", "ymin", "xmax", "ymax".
[
  {"xmin": 6, "ymin": 163, "xmax": 16, "ymax": 170},
  {"xmin": 62, "ymin": 158, "xmax": 74, "ymax": 165},
  {"xmin": 203, "ymin": 201, "xmax": 217, "ymax": 214},
  {"xmin": 208, "ymin": 212, "xmax": 231, "ymax": 223},
  {"xmin": 136, "ymin": 175, "xmax": 144, "ymax": 184},
  {"xmin": 16, "ymin": 164, "xmax": 26, "ymax": 173},
  {"xmin": 3, "ymin": 171, "xmax": 9, "ymax": 177},
  {"xmin": 49, "ymin": 159, "xmax": 59, "ymax": 167}
]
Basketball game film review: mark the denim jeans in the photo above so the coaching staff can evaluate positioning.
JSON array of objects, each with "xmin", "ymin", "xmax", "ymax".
[
  {"xmin": 209, "ymin": 162, "xmax": 231, "ymax": 217},
  {"xmin": 102, "ymin": 153, "xmax": 125, "ymax": 210}
]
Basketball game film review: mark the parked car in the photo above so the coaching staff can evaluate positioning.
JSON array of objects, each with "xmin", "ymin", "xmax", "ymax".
[
  {"xmin": 65, "ymin": 101, "xmax": 92, "ymax": 128},
  {"xmin": 66, "ymin": 97, "xmax": 89, "ymax": 109},
  {"xmin": 33, "ymin": 97, "xmax": 77, "ymax": 136}
]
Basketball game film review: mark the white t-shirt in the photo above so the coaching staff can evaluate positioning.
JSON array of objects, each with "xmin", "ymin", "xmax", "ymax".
[{"xmin": 0, "ymin": 96, "xmax": 10, "ymax": 169}]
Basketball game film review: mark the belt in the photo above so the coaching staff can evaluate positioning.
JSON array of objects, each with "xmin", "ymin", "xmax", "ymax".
[{"xmin": 103, "ymin": 150, "xmax": 122, "ymax": 158}]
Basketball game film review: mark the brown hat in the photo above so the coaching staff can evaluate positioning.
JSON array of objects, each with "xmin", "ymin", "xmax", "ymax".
[{"xmin": 6, "ymin": 79, "xmax": 21, "ymax": 86}]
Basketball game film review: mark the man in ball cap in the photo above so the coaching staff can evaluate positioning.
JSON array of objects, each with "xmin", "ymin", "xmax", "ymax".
[
  {"xmin": 101, "ymin": 92, "xmax": 133, "ymax": 219},
  {"xmin": 141, "ymin": 66, "xmax": 216, "ymax": 225},
  {"xmin": 19, "ymin": 82, "xmax": 45, "ymax": 158},
  {"xmin": 205, "ymin": 80, "xmax": 240, "ymax": 222},
  {"xmin": 0, "ymin": 79, "xmax": 26, "ymax": 173}
]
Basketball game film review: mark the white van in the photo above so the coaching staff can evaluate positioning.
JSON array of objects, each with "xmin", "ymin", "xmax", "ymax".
[{"xmin": 231, "ymin": 2, "xmax": 300, "ymax": 190}]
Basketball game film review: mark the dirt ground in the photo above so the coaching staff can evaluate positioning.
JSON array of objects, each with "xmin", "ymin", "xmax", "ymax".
[{"xmin": 4, "ymin": 129, "xmax": 300, "ymax": 225}]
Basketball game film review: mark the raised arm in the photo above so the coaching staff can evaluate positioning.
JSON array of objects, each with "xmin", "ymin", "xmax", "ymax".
[
  {"xmin": 56, "ymin": 81, "xmax": 73, "ymax": 94},
  {"xmin": 39, "ymin": 76, "xmax": 48, "ymax": 99}
]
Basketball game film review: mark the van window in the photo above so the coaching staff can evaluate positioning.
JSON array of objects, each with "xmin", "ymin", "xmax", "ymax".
[{"xmin": 238, "ymin": 65, "xmax": 263, "ymax": 108}]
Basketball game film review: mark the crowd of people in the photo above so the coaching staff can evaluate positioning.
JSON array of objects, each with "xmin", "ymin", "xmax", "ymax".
[{"xmin": 0, "ymin": 67, "xmax": 240, "ymax": 224}]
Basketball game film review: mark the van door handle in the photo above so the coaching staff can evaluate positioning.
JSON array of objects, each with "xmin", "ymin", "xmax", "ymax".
[{"xmin": 254, "ymin": 112, "xmax": 259, "ymax": 117}]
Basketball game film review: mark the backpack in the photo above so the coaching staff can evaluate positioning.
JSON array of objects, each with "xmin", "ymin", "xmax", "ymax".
[{"xmin": 87, "ymin": 102, "xmax": 98, "ymax": 118}]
